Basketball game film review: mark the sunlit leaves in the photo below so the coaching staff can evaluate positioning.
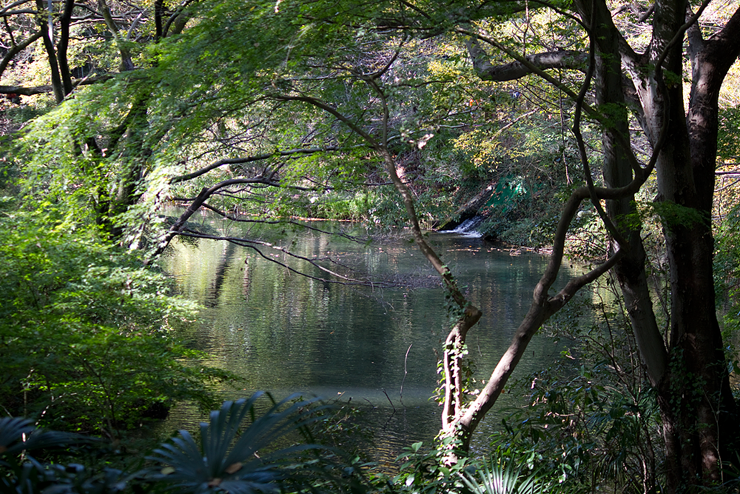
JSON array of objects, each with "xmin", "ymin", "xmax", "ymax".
[
  {"xmin": 718, "ymin": 106, "xmax": 740, "ymax": 164},
  {"xmin": 0, "ymin": 208, "xmax": 227, "ymax": 434}
]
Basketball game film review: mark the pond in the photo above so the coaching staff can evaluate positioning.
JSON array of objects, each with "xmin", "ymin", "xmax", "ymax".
[{"xmin": 160, "ymin": 214, "xmax": 576, "ymax": 463}]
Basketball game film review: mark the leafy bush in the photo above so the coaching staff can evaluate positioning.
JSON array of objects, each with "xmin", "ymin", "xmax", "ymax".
[
  {"xmin": 0, "ymin": 206, "xmax": 229, "ymax": 436},
  {"xmin": 460, "ymin": 458, "xmax": 553, "ymax": 494},
  {"xmin": 145, "ymin": 393, "xmax": 338, "ymax": 493},
  {"xmin": 387, "ymin": 439, "xmax": 472, "ymax": 494},
  {"xmin": 0, "ymin": 416, "xmax": 113, "ymax": 494},
  {"xmin": 487, "ymin": 282, "xmax": 663, "ymax": 494}
]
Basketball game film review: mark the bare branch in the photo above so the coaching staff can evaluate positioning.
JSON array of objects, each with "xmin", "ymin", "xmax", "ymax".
[
  {"xmin": 176, "ymin": 230, "xmax": 403, "ymax": 287},
  {"xmin": 197, "ymin": 202, "xmax": 366, "ymax": 243},
  {"xmin": 148, "ymin": 178, "xmax": 271, "ymax": 261},
  {"xmin": 170, "ymin": 146, "xmax": 339, "ymax": 184},
  {"xmin": 0, "ymin": 0, "xmax": 34, "ymax": 15},
  {"xmin": 0, "ymin": 9, "xmax": 36, "ymax": 16},
  {"xmin": 0, "ymin": 74, "xmax": 113, "ymax": 95},
  {"xmin": 465, "ymin": 43, "xmax": 588, "ymax": 82}
]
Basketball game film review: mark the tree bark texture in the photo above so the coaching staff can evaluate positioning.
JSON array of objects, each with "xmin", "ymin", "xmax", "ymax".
[
  {"xmin": 464, "ymin": 0, "xmax": 740, "ymax": 489},
  {"xmin": 576, "ymin": 0, "xmax": 669, "ymax": 391},
  {"xmin": 34, "ymin": 0, "xmax": 64, "ymax": 104},
  {"xmin": 583, "ymin": 0, "xmax": 740, "ymax": 489}
]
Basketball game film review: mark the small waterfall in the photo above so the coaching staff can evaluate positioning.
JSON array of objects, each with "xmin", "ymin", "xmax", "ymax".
[{"xmin": 445, "ymin": 216, "xmax": 485, "ymax": 238}]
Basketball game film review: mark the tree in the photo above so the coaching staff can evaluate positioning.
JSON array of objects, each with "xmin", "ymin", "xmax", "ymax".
[
  {"xmin": 457, "ymin": 1, "xmax": 740, "ymax": 489},
  {"xmin": 1, "ymin": 0, "xmax": 197, "ymax": 237}
]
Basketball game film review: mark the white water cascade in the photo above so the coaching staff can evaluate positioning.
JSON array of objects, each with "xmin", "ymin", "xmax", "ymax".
[{"xmin": 445, "ymin": 216, "xmax": 485, "ymax": 238}]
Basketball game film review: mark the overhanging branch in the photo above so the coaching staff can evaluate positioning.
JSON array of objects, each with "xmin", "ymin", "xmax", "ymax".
[
  {"xmin": 197, "ymin": 203, "xmax": 365, "ymax": 243},
  {"xmin": 170, "ymin": 146, "xmax": 339, "ymax": 184},
  {"xmin": 176, "ymin": 229, "xmax": 403, "ymax": 288},
  {"xmin": 0, "ymin": 73, "xmax": 113, "ymax": 95},
  {"xmin": 465, "ymin": 42, "xmax": 588, "ymax": 82},
  {"xmin": 146, "ymin": 177, "xmax": 285, "ymax": 262}
]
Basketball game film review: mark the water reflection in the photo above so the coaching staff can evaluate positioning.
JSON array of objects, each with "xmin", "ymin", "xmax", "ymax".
[{"xmin": 160, "ymin": 216, "xmax": 576, "ymax": 461}]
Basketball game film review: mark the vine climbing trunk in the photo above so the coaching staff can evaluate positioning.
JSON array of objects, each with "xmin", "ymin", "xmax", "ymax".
[{"xmin": 378, "ymin": 147, "xmax": 482, "ymax": 452}]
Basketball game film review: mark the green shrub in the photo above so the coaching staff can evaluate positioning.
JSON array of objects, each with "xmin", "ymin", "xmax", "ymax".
[
  {"xmin": 487, "ymin": 282, "xmax": 662, "ymax": 493},
  {"xmin": 0, "ymin": 393, "xmax": 369, "ymax": 494},
  {"xmin": 0, "ymin": 207, "xmax": 229, "ymax": 436}
]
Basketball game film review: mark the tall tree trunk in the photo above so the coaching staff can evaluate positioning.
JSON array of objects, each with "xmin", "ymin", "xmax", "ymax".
[
  {"xmin": 643, "ymin": 1, "xmax": 739, "ymax": 489},
  {"xmin": 56, "ymin": 0, "xmax": 75, "ymax": 95},
  {"xmin": 154, "ymin": 0, "xmax": 165, "ymax": 41},
  {"xmin": 35, "ymin": 0, "xmax": 64, "ymax": 104},
  {"xmin": 465, "ymin": 0, "xmax": 739, "ymax": 487},
  {"xmin": 686, "ymin": 8, "xmax": 740, "ymax": 471},
  {"xmin": 574, "ymin": 0, "xmax": 669, "ymax": 395}
]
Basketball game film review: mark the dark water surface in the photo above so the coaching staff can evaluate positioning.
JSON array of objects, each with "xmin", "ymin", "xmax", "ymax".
[{"xmin": 160, "ymin": 216, "xmax": 576, "ymax": 462}]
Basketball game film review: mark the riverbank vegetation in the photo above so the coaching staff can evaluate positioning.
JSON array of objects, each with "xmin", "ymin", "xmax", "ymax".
[
  {"xmin": 0, "ymin": 202, "xmax": 232, "ymax": 435},
  {"xmin": 1, "ymin": 0, "xmax": 740, "ymax": 491}
]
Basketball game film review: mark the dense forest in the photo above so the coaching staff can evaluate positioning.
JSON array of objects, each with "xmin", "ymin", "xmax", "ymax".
[{"xmin": 1, "ymin": 0, "xmax": 740, "ymax": 492}]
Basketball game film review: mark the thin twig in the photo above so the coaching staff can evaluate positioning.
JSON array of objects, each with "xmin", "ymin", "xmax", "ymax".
[
  {"xmin": 196, "ymin": 203, "xmax": 366, "ymax": 243},
  {"xmin": 381, "ymin": 388, "xmax": 396, "ymax": 412},
  {"xmin": 400, "ymin": 343, "xmax": 412, "ymax": 403},
  {"xmin": 176, "ymin": 230, "xmax": 405, "ymax": 287}
]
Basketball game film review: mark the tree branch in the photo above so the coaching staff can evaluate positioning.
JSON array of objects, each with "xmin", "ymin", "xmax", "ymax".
[
  {"xmin": 454, "ymin": 184, "xmax": 623, "ymax": 448},
  {"xmin": 175, "ymin": 230, "xmax": 403, "ymax": 287},
  {"xmin": 0, "ymin": 31, "xmax": 42, "ymax": 78},
  {"xmin": 146, "ymin": 176, "xmax": 288, "ymax": 262},
  {"xmin": 170, "ymin": 146, "xmax": 339, "ymax": 184},
  {"xmin": 0, "ymin": 74, "xmax": 113, "ymax": 95},
  {"xmin": 465, "ymin": 42, "xmax": 588, "ymax": 82},
  {"xmin": 0, "ymin": 0, "xmax": 34, "ymax": 14},
  {"xmin": 196, "ymin": 202, "xmax": 365, "ymax": 243},
  {"xmin": 0, "ymin": 9, "xmax": 36, "ymax": 16}
]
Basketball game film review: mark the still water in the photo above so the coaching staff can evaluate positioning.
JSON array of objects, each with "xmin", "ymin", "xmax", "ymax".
[{"xmin": 160, "ymin": 215, "xmax": 575, "ymax": 461}]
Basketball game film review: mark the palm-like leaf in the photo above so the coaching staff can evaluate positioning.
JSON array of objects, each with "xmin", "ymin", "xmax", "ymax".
[
  {"xmin": 146, "ymin": 392, "xmax": 329, "ymax": 494},
  {"xmin": 0, "ymin": 417, "xmax": 104, "ymax": 494},
  {"xmin": 0, "ymin": 417, "xmax": 89, "ymax": 460},
  {"xmin": 461, "ymin": 459, "xmax": 549, "ymax": 494}
]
